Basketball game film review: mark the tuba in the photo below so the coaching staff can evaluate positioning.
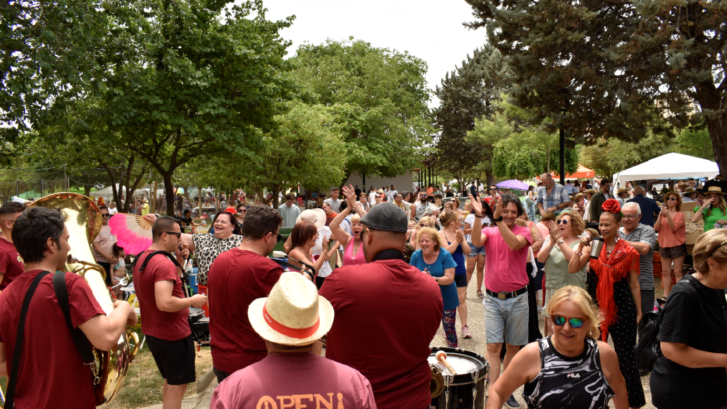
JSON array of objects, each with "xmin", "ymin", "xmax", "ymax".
[{"xmin": 31, "ymin": 193, "xmax": 139, "ymax": 406}]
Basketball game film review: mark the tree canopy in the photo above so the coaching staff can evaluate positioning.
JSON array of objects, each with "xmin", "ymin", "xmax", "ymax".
[{"xmin": 465, "ymin": 0, "xmax": 727, "ymax": 177}]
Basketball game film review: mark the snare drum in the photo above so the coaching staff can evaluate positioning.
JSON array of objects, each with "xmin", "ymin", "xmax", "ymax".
[{"xmin": 429, "ymin": 346, "xmax": 488, "ymax": 409}]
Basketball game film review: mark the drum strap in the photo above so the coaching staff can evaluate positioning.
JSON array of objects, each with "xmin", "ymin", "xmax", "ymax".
[{"xmin": 5, "ymin": 270, "xmax": 51, "ymax": 408}]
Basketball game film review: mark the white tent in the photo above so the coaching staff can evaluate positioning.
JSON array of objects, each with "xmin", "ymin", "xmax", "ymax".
[{"xmin": 613, "ymin": 153, "xmax": 719, "ymax": 187}]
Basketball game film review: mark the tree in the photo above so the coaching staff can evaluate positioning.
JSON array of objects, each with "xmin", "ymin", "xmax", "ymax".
[
  {"xmin": 465, "ymin": 0, "xmax": 727, "ymax": 177},
  {"xmin": 493, "ymin": 129, "xmax": 578, "ymax": 180},
  {"xmin": 1, "ymin": 0, "xmax": 108, "ymax": 158},
  {"xmin": 579, "ymin": 133, "xmax": 677, "ymax": 177},
  {"xmin": 464, "ymin": 111, "xmax": 513, "ymax": 183},
  {"xmin": 291, "ymin": 39, "xmax": 432, "ymax": 183},
  {"xmin": 433, "ymin": 45, "xmax": 510, "ymax": 187},
  {"xmin": 189, "ymin": 102, "xmax": 347, "ymax": 208},
  {"xmin": 41, "ymin": 0, "xmax": 298, "ymax": 215}
]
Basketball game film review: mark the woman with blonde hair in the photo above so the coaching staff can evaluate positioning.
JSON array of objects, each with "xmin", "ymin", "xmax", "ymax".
[
  {"xmin": 329, "ymin": 186, "xmax": 367, "ymax": 266},
  {"xmin": 654, "ymin": 191, "xmax": 686, "ymax": 300},
  {"xmin": 410, "ymin": 227, "xmax": 459, "ymax": 347},
  {"xmin": 537, "ymin": 211, "xmax": 588, "ymax": 337},
  {"xmin": 650, "ymin": 229, "xmax": 727, "ymax": 409},
  {"xmin": 691, "ymin": 185, "xmax": 727, "ymax": 231},
  {"xmin": 409, "ymin": 216, "xmax": 436, "ymax": 250},
  {"xmin": 439, "ymin": 211, "xmax": 472, "ymax": 338},
  {"xmin": 487, "ymin": 286, "xmax": 629, "ymax": 409}
]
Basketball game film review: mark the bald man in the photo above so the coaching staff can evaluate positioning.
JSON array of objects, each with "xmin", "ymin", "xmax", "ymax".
[{"xmin": 626, "ymin": 186, "xmax": 661, "ymax": 227}]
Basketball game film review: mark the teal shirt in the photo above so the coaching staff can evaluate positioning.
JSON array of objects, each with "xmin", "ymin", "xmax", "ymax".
[{"xmin": 695, "ymin": 205, "xmax": 727, "ymax": 231}]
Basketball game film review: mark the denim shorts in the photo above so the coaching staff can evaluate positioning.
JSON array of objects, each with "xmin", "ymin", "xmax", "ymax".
[
  {"xmin": 467, "ymin": 242, "xmax": 486, "ymax": 257},
  {"xmin": 483, "ymin": 292, "xmax": 529, "ymax": 345}
]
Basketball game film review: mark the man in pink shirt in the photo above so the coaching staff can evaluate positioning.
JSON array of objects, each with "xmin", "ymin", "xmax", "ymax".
[
  {"xmin": 469, "ymin": 193, "xmax": 532, "ymax": 408},
  {"xmin": 210, "ymin": 272, "xmax": 376, "ymax": 409}
]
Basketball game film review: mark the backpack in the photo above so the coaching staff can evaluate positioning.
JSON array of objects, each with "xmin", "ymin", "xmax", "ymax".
[{"xmin": 634, "ymin": 301, "xmax": 663, "ymax": 375}]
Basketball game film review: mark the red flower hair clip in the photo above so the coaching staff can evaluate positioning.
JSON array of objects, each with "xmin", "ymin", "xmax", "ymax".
[
  {"xmin": 601, "ymin": 198, "xmax": 621, "ymax": 214},
  {"xmin": 223, "ymin": 206, "xmax": 237, "ymax": 215}
]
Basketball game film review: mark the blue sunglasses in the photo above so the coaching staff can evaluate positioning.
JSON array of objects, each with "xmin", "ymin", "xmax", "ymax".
[{"xmin": 553, "ymin": 315, "xmax": 585, "ymax": 328}]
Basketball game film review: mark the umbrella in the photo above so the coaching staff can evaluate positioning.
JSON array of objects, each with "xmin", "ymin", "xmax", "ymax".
[{"xmin": 496, "ymin": 180, "xmax": 529, "ymax": 191}]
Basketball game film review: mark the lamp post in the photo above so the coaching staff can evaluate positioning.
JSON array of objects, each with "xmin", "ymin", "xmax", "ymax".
[{"xmin": 558, "ymin": 88, "xmax": 571, "ymax": 186}]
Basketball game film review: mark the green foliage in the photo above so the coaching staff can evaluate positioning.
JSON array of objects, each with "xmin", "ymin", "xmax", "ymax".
[
  {"xmin": 493, "ymin": 129, "xmax": 578, "ymax": 180},
  {"xmin": 39, "ymin": 0, "xmax": 297, "ymax": 214},
  {"xmin": 579, "ymin": 132, "xmax": 677, "ymax": 177},
  {"xmin": 464, "ymin": 0, "xmax": 727, "ymax": 176},
  {"xmin": 190, "ymin": 102, "xmax": 346, "ymax": 208},
  {"xmin": 676, "ymin": 128, "xmax": 714, "ymax": 160},
  {"xmin": 291, "ymin": 39, "xmax": 433, "ymax": 181},
  {"xmin": 433, "ymin": 45, "xmax": 510, "ymax": 186},
  {"xmin": 0, "ymin": 0, "xmax": 109, "ymax": 154}
]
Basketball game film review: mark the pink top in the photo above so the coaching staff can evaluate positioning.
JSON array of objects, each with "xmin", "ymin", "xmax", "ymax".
[
  {"xmin": 343, "ymin": 238, "xmax": 366, "ymax": 266},
  {"xmin": 482, "ymin": 225, "xmax": 533, "ymax": 292},
  {"xmin": 654, "ymin": 211, "xmax": 686, "ymax": 248}
]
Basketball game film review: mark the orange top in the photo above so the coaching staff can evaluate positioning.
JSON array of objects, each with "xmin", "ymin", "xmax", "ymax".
[{"xmin": 654, "ymin": 211, "xmax": 686, "ymax": 248}]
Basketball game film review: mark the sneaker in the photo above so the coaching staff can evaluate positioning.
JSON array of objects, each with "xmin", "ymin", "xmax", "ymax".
[
  {"xmin": 462, "ymin": 325, "xmax": 472, "ymax": 339},
  {"xmin": 505, "ymin": 394, "xmax": 520, "ymax": 409}
]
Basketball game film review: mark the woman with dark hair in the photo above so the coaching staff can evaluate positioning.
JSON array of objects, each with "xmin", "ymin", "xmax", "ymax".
[
  {"xmin": 288, "ymin": 221, "xmax": 332, "ymax": 279},
  {"xmin": 144, "ymin": 207, "xmax": 242, "ymax": 289},
  {"xmin": 654, "ymin": 191, "xmax": 686, "ymax": 300},
  {"xmin": 569, "ymin": 199, "xmax": 645, "ymax": 409}
]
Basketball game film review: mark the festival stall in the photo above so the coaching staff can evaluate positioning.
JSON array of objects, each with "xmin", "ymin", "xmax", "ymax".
[{"xmin": 612, "ymin": 152, "xmax": 719, "ymax": 188}]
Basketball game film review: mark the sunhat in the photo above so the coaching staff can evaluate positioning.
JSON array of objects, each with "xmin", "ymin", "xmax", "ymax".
[
  {"xmin": 705, "ymin": 186, "xmax": 725, "ymax": 196},
  {"xmin": 617, "ymin": 188, "xmax": 629, "ymax": 195},
  {"xmin": 248, "ymin": 272, "xmax": 334, "ymax": 346},
  {"xmin": 585, "ymin": 189, "xmax": 597, "ymax": 194},
  {"xmin": 296, "ymin": 209, "xmax": 326, "ymax": 230}
]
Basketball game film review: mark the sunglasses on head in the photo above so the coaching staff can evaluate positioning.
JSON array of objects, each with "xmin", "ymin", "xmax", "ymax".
[{"xmin": 553, "ymin": 315, "xmax": 585, "ymax": 328}]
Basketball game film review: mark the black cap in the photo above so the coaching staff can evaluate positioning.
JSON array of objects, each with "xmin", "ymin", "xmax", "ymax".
[{"xmin": 359, "ymin": 203, "xmax": 408, "ymax": 233}]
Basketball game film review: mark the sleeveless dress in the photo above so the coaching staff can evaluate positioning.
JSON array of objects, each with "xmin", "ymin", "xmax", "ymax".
[
  {"xmin": 342, "ymin": 238, "xmax": 366, "ymax": 266},
  {"xmin": 523, "ymin": 336, "xmax": 615, "ymax": 409},
  {"xmin": 442, "ymin": 232, "xmax": 466, "ymax": 276}
]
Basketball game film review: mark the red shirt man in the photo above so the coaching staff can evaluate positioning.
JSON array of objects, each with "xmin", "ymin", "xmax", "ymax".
[
  {"xmin": 0, "ymin": 206, "xmax": 135, "ymax": 408},
  {"xmin": 207, "ymin": 204, "xmax": 285, "ymax": 382},
  {"xmin": 0, "ymin": 202, "xmax": 25, "ymax": 289},
  {"xmin": 320, "ymin": 200, "xmax": 442, "ymax": 409}
]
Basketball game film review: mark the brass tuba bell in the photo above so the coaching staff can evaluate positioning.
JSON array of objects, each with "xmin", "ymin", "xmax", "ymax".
[{"xmin": 31, "ymin": 193, "xmax": 139, "ymax": 405}]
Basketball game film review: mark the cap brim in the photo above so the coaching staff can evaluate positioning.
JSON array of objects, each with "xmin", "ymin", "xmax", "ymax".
[{"xmin": 248, "ymin": 296, "xmax": 334, "ymax": 346}]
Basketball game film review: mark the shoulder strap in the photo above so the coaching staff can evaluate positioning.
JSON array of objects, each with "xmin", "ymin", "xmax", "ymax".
[
  {"xmin": 5, "ymin": 270, "xmax": 52, "ymax": 407},
  {"xmin": 52, "ymin": 272, "xmax": 96, "ymax": 365}
]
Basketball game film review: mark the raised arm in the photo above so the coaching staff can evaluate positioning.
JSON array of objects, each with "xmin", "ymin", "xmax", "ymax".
[
  {"xmin": 492, "ymin": 197, "xmax": 528, "ymax": 250},
  {"xmin": 528, "ymin": 222, "xmax": 544, "ymax": 254},
  {"xmin": 568, "ymin": 236, "xmax": 592, "ymax": 274},
  {"xmin": 467, "ymin": 194, "xmax": 487, "ymax": 247},
  {"xmin": 329, "ymin": 206, "xmax": 353, "ymax": 246}
]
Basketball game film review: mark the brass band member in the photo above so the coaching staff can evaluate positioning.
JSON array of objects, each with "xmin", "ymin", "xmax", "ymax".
[{"xmin": 0, "ymin": 207, "xmax": 137, "ymax": 408}]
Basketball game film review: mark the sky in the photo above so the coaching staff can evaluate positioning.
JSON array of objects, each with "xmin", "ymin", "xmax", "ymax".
[{"xmin": 260, "ymin": 0, "xmax": 488, "ymax": 107}]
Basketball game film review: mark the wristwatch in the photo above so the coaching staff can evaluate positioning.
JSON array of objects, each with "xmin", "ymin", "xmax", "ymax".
[
  {"xmin": 493, "ymin": 216, "xmax": 503, "ymax": 222},
  {"xmin": 435, "ymin": 277, "xmax": 439, "ymax": 283},
  {"xmin": 558, "ymin": 238, "xmax": 564, "ymax": 245}
]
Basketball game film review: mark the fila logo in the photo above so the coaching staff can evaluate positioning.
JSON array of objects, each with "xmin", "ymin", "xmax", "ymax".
[{"xmin": 567, "ymin": 373, "xmax": 580, "ymax": 379}]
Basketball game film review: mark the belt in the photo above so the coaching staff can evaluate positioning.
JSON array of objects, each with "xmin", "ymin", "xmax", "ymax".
[{"xmin": 485, "ymin": 286, "xmax": 527, "ymax": 300}]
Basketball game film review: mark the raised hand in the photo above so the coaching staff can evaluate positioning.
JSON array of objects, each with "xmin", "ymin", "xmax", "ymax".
[
  {"xmin": 467, "ymin": 194, "xmax": 483, "ymax": 216},
  {"xmin": 342, "ymin": 184, "xmax": 357, "ymax": 206},
  {"xmin": 493, "ymin": 196, "xmax": 503, "ymax": 219}
]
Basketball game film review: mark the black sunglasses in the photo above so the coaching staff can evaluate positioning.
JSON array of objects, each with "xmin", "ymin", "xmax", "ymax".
[
  {"xmin": 276, "ymin": 233, "xmax": 284, "ymax": 243},
  {"xmin": 359, "ymin": 227, "xmax": 376, "ymax": 240},
  {"xmin": 163, "ymin": 231, "xmax": 182, "ymax": 237},
  {"xmin": 666, "ymin": 197, "xmax": 678, "ymax": 201},
  {"xmin": 101, "ymin": 214, "xmax": 110, "ymax": 218}
]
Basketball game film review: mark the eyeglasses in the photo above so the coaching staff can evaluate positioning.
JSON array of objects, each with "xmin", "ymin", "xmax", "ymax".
[
  {"xmin": 101, "ymin": 214, "xmax": 110, "ymax": 218},
  {"xmin": 622, "ymin": 214, "xmax": 639, "ymax": 219},
  {"xmin": 556, "ymin": 219, "xmax": 569, "ymax": 225},
  {"xmin": 360, "ymin": 227, "xmax": 376, "ymax": 240},
  {"xmin": 276, "ymin": 233, "xmax": 284, "ymax": 243},
  {"xmin": 666, "ymin": 197, "xmax": 678, "ymax": 201},
  {"xmin": 553, "ymin": 315, "xmax": 586, "ymax": 328},
  {"xmin": 163, "ymin": 231, "xmax": 182, "ymax": 237}
]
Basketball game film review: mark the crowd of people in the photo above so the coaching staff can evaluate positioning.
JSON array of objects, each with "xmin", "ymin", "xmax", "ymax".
[{"xmin": 0, "ymin": 173, "xmax": 726, "ymax": 409}]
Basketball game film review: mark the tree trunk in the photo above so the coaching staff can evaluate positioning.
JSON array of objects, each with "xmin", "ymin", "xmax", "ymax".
[
  {"xmin": 151, "ymin": 181, "xmax": 158, "ymax": 213},
  {"xmin": 693, "ymin": 82, "xmax": 727, "ymax": 178},
  {"xmin": 271, "ymin": 188, "xmax": 280, "ymax": 209},
  {"xmin": 163, "ymin": 173, "xmax": 176, "ymax": 216},
  {"xmin": 83, "ymin": 185, "xmax": 92, "ymax": 197},
  {"xmin": 485, "ymin": 169, "xmax": 494, "ymax": 188}
]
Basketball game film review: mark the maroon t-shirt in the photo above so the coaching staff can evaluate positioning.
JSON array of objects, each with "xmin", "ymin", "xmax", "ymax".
[
  {"xmin": 210, "ymin": 353, "xmax": 376, "ymax": 409},
  {"xmin": 0, "ymin": 270, "xmax": 105, "ymax": 408},
  {"xmin": 134, "ymin": 250, "xmax": 190, "ymax": 341},
  {"xmin": 208, "ymin": 248, "xmax": 284, "ymax": 374},
  {"xmin": 319, "ymin": 257, "xmax": 442, "ymax": 409},
  {"xmin": 0, "ymin": 238, "xmax": 24, "ymax": 290}
]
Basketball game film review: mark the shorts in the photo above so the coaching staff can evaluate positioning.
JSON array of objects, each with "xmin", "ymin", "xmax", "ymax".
[
  {"xmin": 454, "ymin": 273, "xmax": 468, "ymax": 287},
  {"xmin": 483, "ymin": 291, "xmax": 529, "ymax": 345},
  {"xmin": 467, "ymin": 242, "xmax": 486, "ymax": 258},
  {"xmin": 146, "ymin": 334, "xmax": 196, "ymax": 385},
  {"xmin": 660, "ymin": 244, "xmax": 686, "ymax": 259}
]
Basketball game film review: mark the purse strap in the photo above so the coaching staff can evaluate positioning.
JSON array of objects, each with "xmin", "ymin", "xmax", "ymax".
[{"xmin": 5, "ymin": 271, "xmax": 51, "ymax": 408}]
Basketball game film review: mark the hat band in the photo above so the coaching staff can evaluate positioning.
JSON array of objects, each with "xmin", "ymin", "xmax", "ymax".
[{"xmin": 263, "ymin": 302, "xmax": 320, "ymax": 339}]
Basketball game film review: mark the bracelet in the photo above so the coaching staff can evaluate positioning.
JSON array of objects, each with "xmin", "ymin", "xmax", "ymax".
[
  {"xmin": 575, "ymin": 251, "xmax": 583, "ymax": 256},
  {"xmin": 493, "ymin": 216, "xmax": 503, "ymax": 222},
  {"xmin": 474, "ymin": 213, "xmax": 483, "ymax": 218}
]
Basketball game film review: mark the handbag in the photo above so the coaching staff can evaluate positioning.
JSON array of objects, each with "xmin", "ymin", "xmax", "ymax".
[{"xmin": 5, "ymin": 271, "xmax": 52, "ymax": 408}]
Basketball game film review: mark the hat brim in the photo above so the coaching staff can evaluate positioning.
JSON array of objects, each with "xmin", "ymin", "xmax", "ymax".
[
  {"xmin": 706, "ymin": 191, "xmax": 726, "ymax": 196},
  {"xmin": 248, "ymin": 296, "xmax": 334, "ymax": 346}
]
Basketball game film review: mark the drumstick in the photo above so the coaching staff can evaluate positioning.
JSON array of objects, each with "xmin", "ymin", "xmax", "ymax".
[{"xmin": 436, "ymin": 350, "xmax": 458, "ymax": 375}]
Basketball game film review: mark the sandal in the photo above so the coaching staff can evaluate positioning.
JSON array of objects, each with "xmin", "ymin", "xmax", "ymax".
[{"xmin": 477, "ymin": 290, "xmax": 484, "ymax": 299}]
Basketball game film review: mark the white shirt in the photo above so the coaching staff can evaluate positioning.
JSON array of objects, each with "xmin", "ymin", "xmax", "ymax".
[
  {"xmin": 108, "ymin": 207, "xmax": 118, "ymax": 215},
  {"xmin": 324, "ymin": 198, "xmax": 342, "ymax": 213},
  {"xmin": 387, "ymin": 189, "xmax": 398, "ymax": 202},
  {"xmin": 369, "ymin": 191, "xmax": 377, "ymax": 204},
  {"xmin": 312, "ymin": 226, "xmax": 333, "ymax": 278},
  {"xmin": 583, "ymin": 199, "xmax": 591, "ymax": 221}
]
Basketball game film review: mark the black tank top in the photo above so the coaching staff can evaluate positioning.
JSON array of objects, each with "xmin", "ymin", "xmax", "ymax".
[{"xmin": 522, "ymin": 336, "xmax": 615, "ymax": 409}]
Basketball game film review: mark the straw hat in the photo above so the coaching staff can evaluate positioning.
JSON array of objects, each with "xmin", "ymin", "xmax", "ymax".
[
  {"xmin": 297, "ymin": 209, "xmax": 326, "ymax": 230},
  {"xmin": 617, "ymin": 188, "xmax": 629, "ymax": 195},
  {"xmin": 678, "ymin": 182, "xmax": 689, "ymax": 188},
  {"xmin": 377, "ymin": 189, "xmax": 384, "ymax": 194},
  {"xmin": 585, "ymin": 189, "xmax": 597, "ymax": 194},
  {"xmin": 705, "ymin": 186, "xmax": 725, "ymax": 196},
  {"xmin": 248, "ymin": 272, "xmax": 334, "ymax": 346},
  {"xmin": 574, "ymin": 193, "xmax": 585, "ymax": 201},
  {"xmin": 684, "ymin": 187, "xmax": 696, "ymax": 194}
]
